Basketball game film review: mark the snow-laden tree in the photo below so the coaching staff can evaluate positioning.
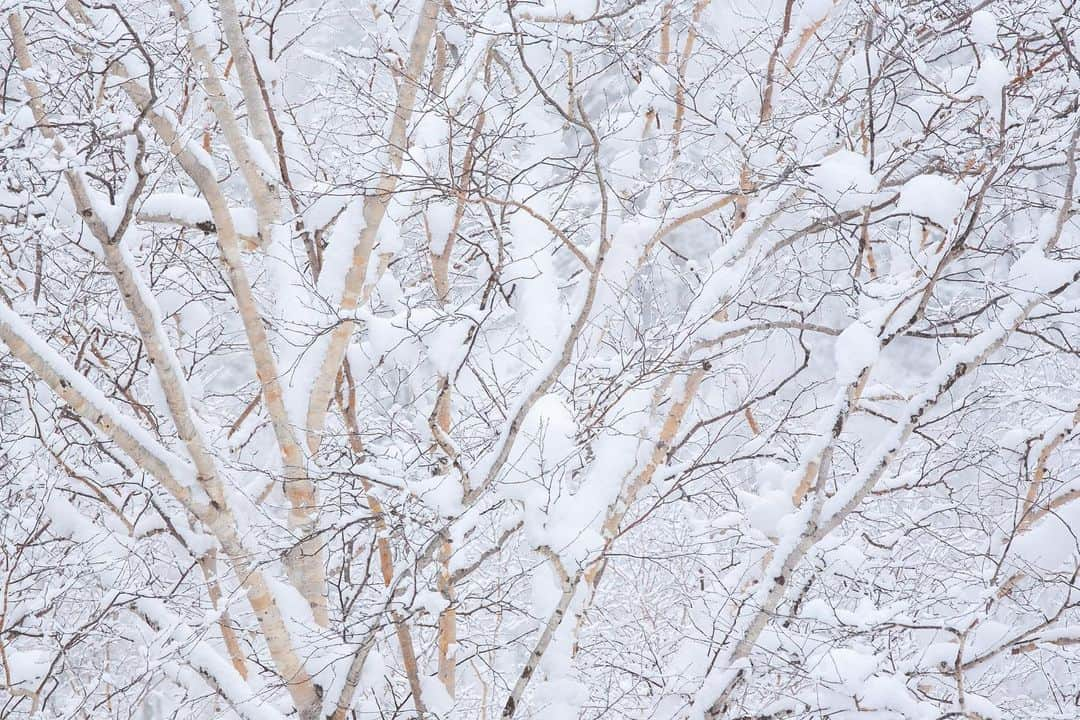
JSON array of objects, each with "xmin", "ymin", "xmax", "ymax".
[{"xmin": 1, "ymin": 0, "xmax": 1079, "ymax": 718}]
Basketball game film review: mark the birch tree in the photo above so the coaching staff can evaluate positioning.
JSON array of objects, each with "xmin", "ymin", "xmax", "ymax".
[{"xmin": 1, "ymin": 0, "xmax": 1079, "ymax": 719}]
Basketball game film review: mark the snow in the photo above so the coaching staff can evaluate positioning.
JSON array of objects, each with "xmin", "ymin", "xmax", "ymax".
[
  {"xmin": 963, "ymin": 693, "xmax": 1003, "ymax": 720},
  {"xmin": 180, "ymin": 0, "xmax": 219, "ymax": 50},
  {"xmin": 897, "ymin": 174, "xmax": 968, "ymax": 227},
  {"xmin": 1011, "ymin": 506, "xmax": 1080, "ymax": 571},
  {"xmin": 141, "ymin": 192, "xmax": 214, "ymax": 226},
  {"xmin": 422, "ymin": 315, "xmax": 471, "ymax": 376},
  {"xmin": 228, "ymin": 207, "xmax": 258, "ymax": 237},
  {"xmin": 317, "ymin": 198, "xmax": 366, "ymax": 303},
  {"xmin": 525, "ymin": 385, "xmax": 652, "ymax": 567},
  {"xmin": 43, "ymin": 495, "xmax": 280, "ymax": 720},
  {"xmin": 5, "ymin": 649, "xmax": 48, "ymax": 689},
  {"xmin": 359, "ymin": 648, "xmax": 386, "ymax": 690},
  {"xmin": 84, "ymin": 182, "xmax": 123, "ymax": 238},
  {"xmin": 812, "ymin": 647, "xmax": 878, "ymax": 687},
  {"xmin": 139, "ymin": 192, "xmax": 258, "ymax": 237},
  {"xmin": 969, "ymin": 10, "xmax": 998, "ymax": 45},
  {"xmin": 410, "ymin": 473, "xmax": 464, "ymax": 517},
  {"xmin": 12, "ymin": 4, "xmax": 1080, "ymax": 720},
  {"xmin": 799, "ymin": 0, "xmax": 833, "ymax": 25},
  {"xmin": 413, "ymin": 589, "xmax": 449, "ymax": 617},
  {"xmin": 114, "ymin": 235, "xmax": 213, "ymax": 456},
  {"xmin": 184, "ymin": 139, "xmax": 218, "ymax": 175},
  {"xmin": 1009, "ymin": 245, "xmax": 1080, "ymax": 295},
  {"xmin": 974, "ymin": 54, "xmax": 1010, "ymax": 116},
  {"xmin": 303, "ymin": 193, "xmax": 350, "ymax": 232},
  {"xmin": 420, "ymin": 675, "xmax": 454, "ymax": 714},
  {"xmin": 267, "ymin": 574, "xmax": 317, "ymax": 629},
  {"xmin": 523, "ymin": 0, "xmax": 596, "ymax": 22},
  {"xmin": 918, "ymin": 641, "xmax": 959, "ymax": 670},
  {"xmin": 426, "ymin": 201, "xmax": 456, "ymax": 256},
  {"xmin": 358, "ymin": 309, "xmax": 422, "ymax": 370},
  {"xmin": 530, "ymin": 561, "xmax": 564, "ymax": 616},
  {"xmin": 820, "ymin": 289, "xmax": 1058, "ymax": 531},
  {"xmin": 499, "ymin": 392, "xmax": 578, "ymax": 535},
  {"xmin": 375, "ymin": 214, "xmax": 402, "ymax": 258},
  {"xmin": 859, "ymin": 674, "xmax": 927, "ymax": 716},
  {"xmin": 267, "ymin": 224, "xmax": 326, "ymax": 433},
  {"xmin": 244, "ymin": 134, "xmax": 279, "ymax": 180},
  {"xmin": 834, "ymin": 320, "xmax": 880, "ymax": 383},
  {"xmin": 506, "ymin": 198, "xmax": 568, "ymax": 347},
  {"xmin": 810, "ymin": 150, "xmax": 878, "ymax": 211},
  {"xmin": 789, "ymin": 113, "xmax": 832, "ymax": 157},
  {"xmin": 526, "ymin": 394, "xmax": 577, "ymax": 454},
  {"xmin": 740, "ymin": 488, "xmax": 795, "ymax": 539}
]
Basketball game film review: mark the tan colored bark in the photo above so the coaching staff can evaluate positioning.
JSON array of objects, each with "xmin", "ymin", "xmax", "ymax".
[
  {"xmin": 452, "ymin": 75, "xmax": 613, "ymax": 517},
  {"xmin": 207, "ymin": 515, "xmax": 323, "ymax": 720},
  {"xmin": 198, "ymin": 551, "xmax": 250, "ymax": 679},
  {"xmin": 604, "ymin": 368, "xmax": 705, "ymax": 542},
  {"xmin": 432, "ymin": 33, "xmax": 449, "ymax": 104},
  {"xmin": 327, "ymin": 634, "xmax": 378, "ymax": 720},
  {"xmin": 0, "ymin": 311, "xmax": 193, "ymax": 507},
  {"xmin": 640, "ymin": 192, "xmax": 737, "ymax": 260},
  {"xmin": 6, "ymin": 312, "xmax": 323, "ymax": 716},
  {"xmin": 658, "ymin": 2, "xmax": 673, "ymax": 65},
  {"xmin": 744, "ymin": 407, "xmax": 761, "ymax": 435},
  {"xmin": 785, "ymin": 2, "xmax": 837, "ymax": 67},
  {"xmin": 733, "ymin": 165, "xmax": 753, "ymax": 230},
  {"xmin": 331, "ymin": 373, "xmax": 428, "ymax": 719},
  {"xmin": 429, "ymin": 377, "xmax": 458, "ymax": 698},
  {"xmin": 1014, "ymin": 124, "xmax": 1079, "ymax": 529},
  {"xmin": 760, "ymin": 0, "xmax": 796, "ymax": 125},
  {"xmin": 426, "ymin": 105, "xmax": 489, "ymax": 699},
  {"xmin": 642, "ymin": 2, "xmax": 672, "ymax": 137},
  {"xmin": 436, "ymin": 538, "xmax": 457, "ymax": 696},
  {"xmin": 9, "ymin": 16, "xmax": 325, "ymax": 711},
  {"xmin": 859, "ymin": 207, "xmax": 879, "ymax": 278},
  {"xmin": 216, "ymin": 0, "xmax": 278, "ymax": 161},
  {"xmin": 0, "ymin": 300, "xmax": 321, "ymax": 718},
  {"xmin": 305, "ymin": 0, "xmax": 442, "ymax": 453},
  {"xmin": 725, "ymin": 1, "xmax": 795, "ymax": 235},
  {"xmin": 669, "ymin": 0, "xmax": 710, "ymax": 166},
  {"xmin": 1018, "ymin": 405, "xmax": 1080, "ymax": 531},
  {"xmin": 574, "ymin": 368, "xmax": 706, "ymax": 636},
  {"xmin": 431, "ymin": 108, "xmax": 486, "ymax": 301},
  {"xmin": 50, "ymin": 4, "xmax": 328, "ymax": 703},
  {"xmin": 168, "ymin": 0, "xmax": 279, "ymax": 243},
  {"xmin": 9, "ymin": 11, "xmax": 221, "ymax": 502},
  {"xmin": 791, "ymin": 460, "xmax": 819, "ymax": 508},
  {"xmin": 116, "ymin": 59, "xmax": 328, "ymax": 628}
]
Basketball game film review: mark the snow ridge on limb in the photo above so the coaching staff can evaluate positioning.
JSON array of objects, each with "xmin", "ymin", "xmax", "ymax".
[{"xmin": 3, "ymin": 2, "xmax": 1080, "ymax": 719}]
